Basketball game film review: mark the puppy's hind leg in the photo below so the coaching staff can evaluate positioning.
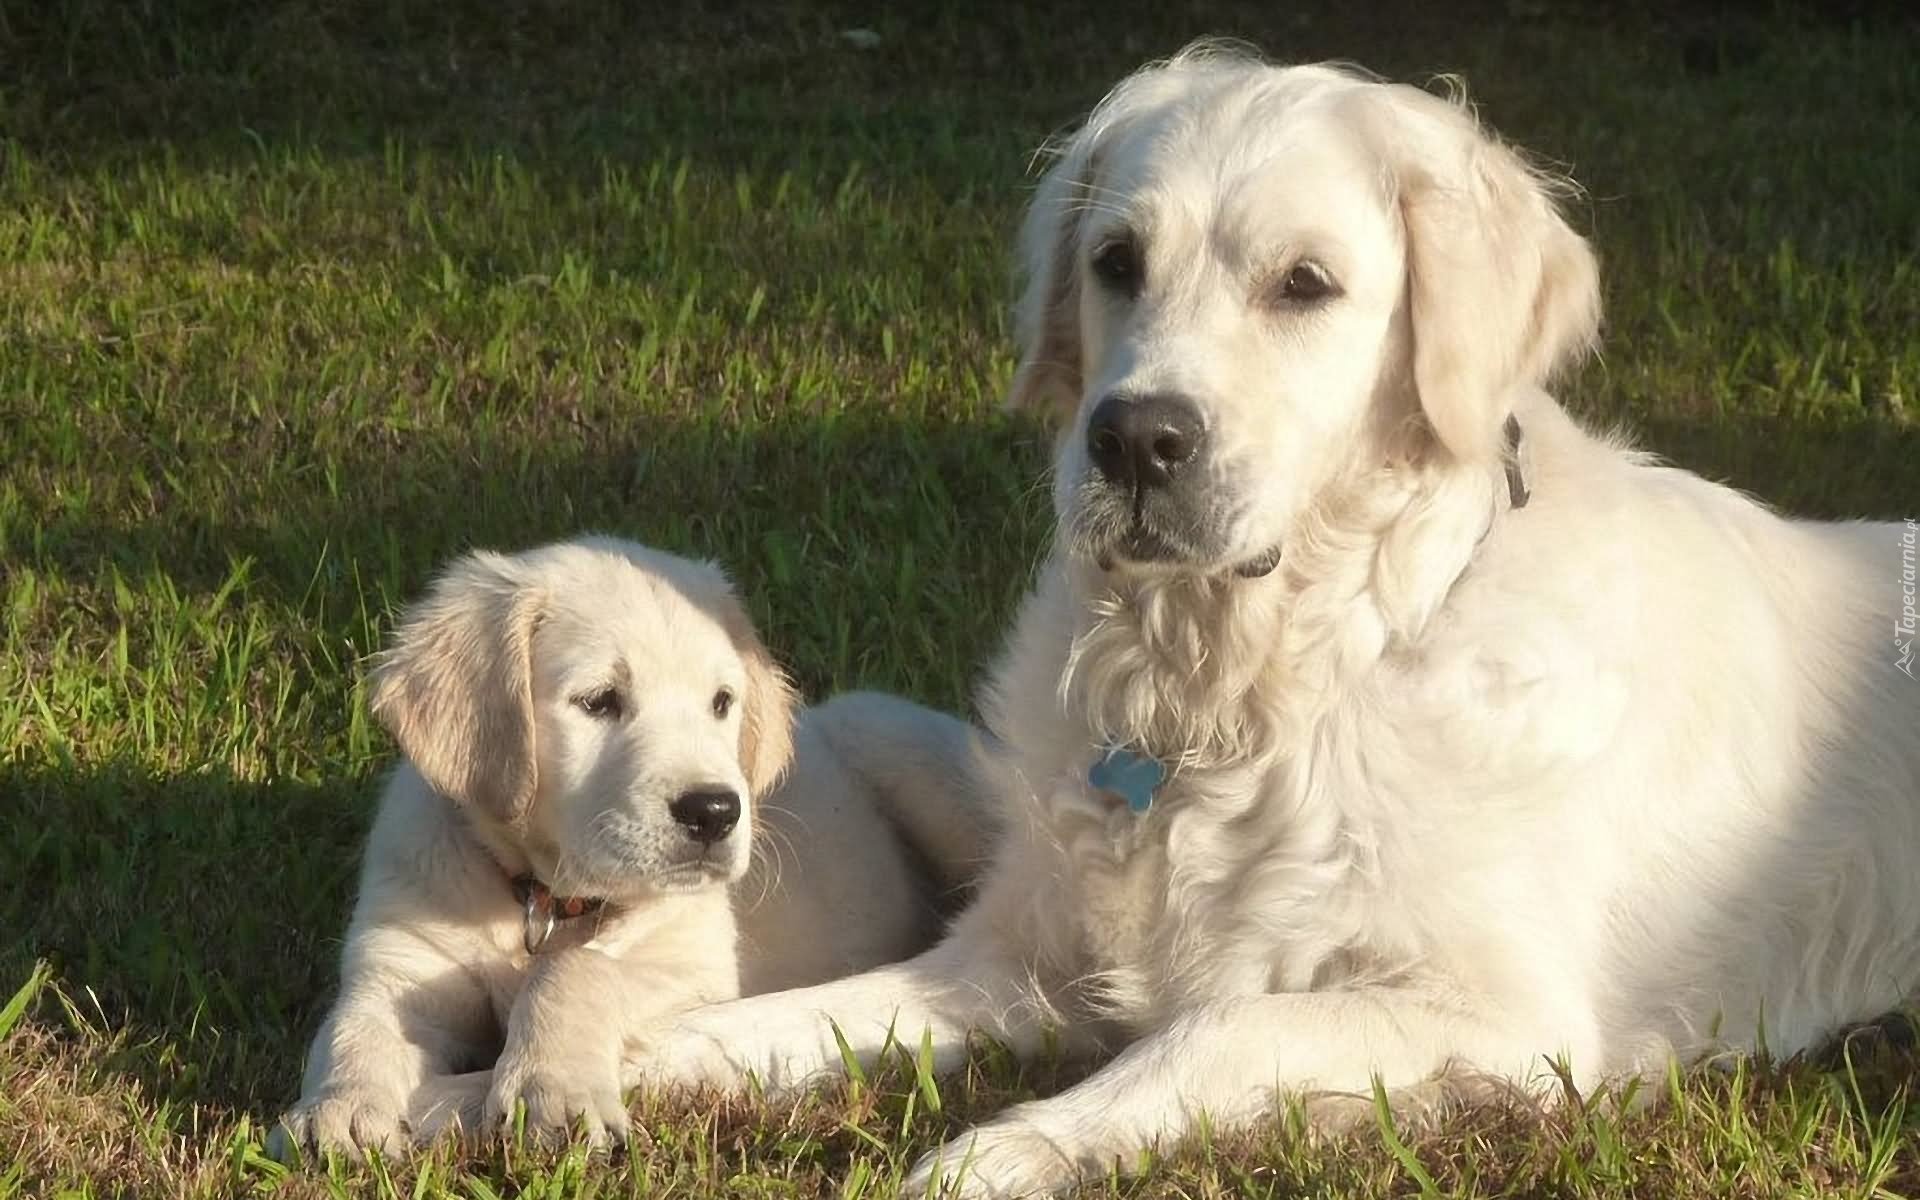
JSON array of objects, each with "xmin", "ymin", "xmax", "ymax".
[{"xmin": 805, "ymin": 691, "xmax": 1001, "ymax": 894}]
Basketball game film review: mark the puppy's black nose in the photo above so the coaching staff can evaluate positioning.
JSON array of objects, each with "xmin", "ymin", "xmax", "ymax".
[
  {"xmin": 669, "ymin": 789, "xmax": 740, "ymax": 844},
  {"xmin": 1086, "ymin": 393, "xmax": 1206, "ymax": 490}
]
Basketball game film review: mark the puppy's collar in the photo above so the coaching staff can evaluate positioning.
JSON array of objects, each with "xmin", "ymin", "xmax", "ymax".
[
  {"xmin": 511, "ymin": 873, "xmax": 608, "ymax": 956},
  {"xmin": 1089, "ymin": 746, "xmax": 1167, "ymax": 815}
]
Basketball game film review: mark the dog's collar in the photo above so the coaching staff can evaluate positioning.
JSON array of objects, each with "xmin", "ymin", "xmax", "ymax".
[
  {"xmin": 1503, "ymin": 414, "xmax": 1531, "ymax": 511},
  {"xmin": 1089, "ymin": 746, "xmax": 1167, "ymax": 814},
  {"xmin": 510, "ymin": 873, "xmax": 608, "ymax": 956}
]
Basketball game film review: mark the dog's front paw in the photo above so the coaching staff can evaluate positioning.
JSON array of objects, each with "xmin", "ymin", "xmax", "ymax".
[
  {"xmin": 268, "ymin": 1090, "xmax": 408, "ymax": 1163},
  {"xmin": 904, "ymin": 1119, "xmax": 1081, "ymax": 1199},
  {"xmin": 485, "ymin": 1055, "xmax": 628, "ymax": 1148}
]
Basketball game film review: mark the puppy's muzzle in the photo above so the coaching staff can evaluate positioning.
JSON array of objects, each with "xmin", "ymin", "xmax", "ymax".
[{"xmin": 669, "ymin": 788, "xmax": 741, "ymax": 845}]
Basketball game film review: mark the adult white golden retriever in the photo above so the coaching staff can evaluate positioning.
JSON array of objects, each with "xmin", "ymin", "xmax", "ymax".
[
  {"xmin": 628, "ymin": 46, "xmax": 1920, "ymax": 1197},
  {"xmin": 271, "ymin": 537, "xmax": 990, "ymax": 1159}
]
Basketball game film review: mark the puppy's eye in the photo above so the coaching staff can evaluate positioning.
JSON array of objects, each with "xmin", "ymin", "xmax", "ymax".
[
  {"xmin": 711, "ymin": 688, "xmax": 735, "ymax": 719},
  {"xmin": 1275, "ymin": 260, "xmax": 1340, "ymax": 304},
  {"xmin": 1091, "ymin": 236, "xmax": 1142, "ymax": 297},
  {"xmin": 574, "ymin": 687, "xmax": 623, "ymax": 720}
]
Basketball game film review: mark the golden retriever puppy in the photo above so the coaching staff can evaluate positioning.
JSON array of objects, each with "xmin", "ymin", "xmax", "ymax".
[
  {"xmin": 269, "ymin": 536, "xmax": 990, "ymax": 1158},
  {"xmin": 624, "ymin": 46, "xmax": 1920, "ymax": 1197}
]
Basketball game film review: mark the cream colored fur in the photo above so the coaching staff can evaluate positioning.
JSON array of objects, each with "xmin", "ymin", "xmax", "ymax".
[
  {"xmin": 622, "ymin": 47, "xmax": 1920, "ymax": 1198},
  {"xmin": 270, "ymin": 537, "xmax": 991, "ymax": 1158}
]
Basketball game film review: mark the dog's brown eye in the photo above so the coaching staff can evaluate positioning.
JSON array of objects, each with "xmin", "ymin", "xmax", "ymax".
[
  {"xmin": 711, "ymin": 688, "xmax": 734, "ymax": 719},
  {"xmin": 1092, "ymin": 236, "xmax": 1142, "ymax": 297},
  {"xmin": 575, "ymin": 687, "xmax": 623, "ymax": 720},
  {"xmin": 1277, "ymin": 260, "xmax": 1339, "ymax": 304}
]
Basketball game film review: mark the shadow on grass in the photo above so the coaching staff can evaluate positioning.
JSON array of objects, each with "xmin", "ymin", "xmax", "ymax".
[
  {"xmin": 2, "ymin": 761, "xmax": 368, "ymax": 1114},
  {"xmin": 7, "ymin": 0, "xmax": 1910, "ymax": 186}
]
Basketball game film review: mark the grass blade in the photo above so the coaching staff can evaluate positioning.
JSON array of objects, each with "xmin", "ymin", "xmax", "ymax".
[{"xmin": 0, "ymin": 962, "xmax": 51, "ymax": 1042}]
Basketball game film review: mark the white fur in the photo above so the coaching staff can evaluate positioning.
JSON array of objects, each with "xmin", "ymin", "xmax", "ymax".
[
  {"xmin": 627, "ymin": 48, "xmax": 1920, "ymax": 1198},
  {"xmin": 270, "ymin": 537, "xmax": 992, "ymax": 1159}
]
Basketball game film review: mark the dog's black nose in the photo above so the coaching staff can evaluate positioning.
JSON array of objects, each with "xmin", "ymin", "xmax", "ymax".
[
  {"xmin": 669, "ymin": 789, "xmax": 740, "ymax": 844},
  {"xmin": 1086, "ymin": 393, "xmax": 1206, "ymax": 490}
]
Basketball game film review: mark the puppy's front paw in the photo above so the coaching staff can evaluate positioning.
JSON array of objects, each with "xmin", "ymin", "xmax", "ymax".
[
  {"xmin": 627, "ymin": 1023, "xmax": 749, "ymax": 1094},
  {"xmin": 485, "ymin": 1056, "xmax": 628, "ymax": 1148},
  {"xmin": 407, "ymin": 1070, "xmax": 493, "ymax": 1145},
  {"xmin": 627, "ymin": 1007, "xmax": 841, "ymax": 1100},
  {"xmin": 904, "ymin": 1120, "xmax": 1080, "ymax": 1199},
  {"xmin": 268, "ymin": 1090, "xmax": 408, "ymax": 1163}
]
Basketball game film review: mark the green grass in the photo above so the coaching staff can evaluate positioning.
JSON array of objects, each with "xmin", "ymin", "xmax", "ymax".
[{"xmin": 3, "ymin": 1, "xmax": 1918, "ymax": 1196}]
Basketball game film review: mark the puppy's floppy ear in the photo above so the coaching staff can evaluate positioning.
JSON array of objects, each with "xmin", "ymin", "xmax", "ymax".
[
  {"xmin": 710, "ymin": 583, "xmax": 799, "ymax": 799},
  {"xmin": 1364, "ymin": 83, "xmax": 1602, "ymax": 463},
  {"xmin": 367, "ymin": 550, "xmax": 541, "ymax": 823}
]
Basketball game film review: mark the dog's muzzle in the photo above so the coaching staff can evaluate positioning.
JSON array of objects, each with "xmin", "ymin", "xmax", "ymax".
[
  {"xmin": 1085, "ymin": 390, "xmax": 1265, "ymax": 573},
  {"xmin": 1086, "ymin": 391, "xmax": 1207, "ymax": 494}
]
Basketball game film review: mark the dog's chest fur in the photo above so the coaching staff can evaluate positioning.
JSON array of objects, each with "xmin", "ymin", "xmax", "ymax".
[
  {"xmin": 1040, "ymin": 756, "xmax": 1391, "ymax": 1033},
  {"xmin": 987, "ymin": 564, "xmax": 1386, "ymax": 1032}
]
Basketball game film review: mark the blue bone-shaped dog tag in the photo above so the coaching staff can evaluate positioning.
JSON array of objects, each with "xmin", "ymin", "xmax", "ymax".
[{"xmin": 1089, "ymin": 747, "xmax": 1166, "ymax": 814}]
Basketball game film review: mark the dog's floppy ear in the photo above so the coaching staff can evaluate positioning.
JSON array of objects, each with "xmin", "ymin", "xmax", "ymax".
[
  {"xmin": 1366, "ymin": 83, "xmax": 1601, "ymax": 464},
  {"xmin": 710, "ymin": 583, "xmax": 799, "ymax": 799},
  {"xmin": 367, "ymin": 550, "xmax": 542, "ymax": 823},
  {"xmin": 1006, "ymin": 135, "xmax": 1097, "ymax": 420},
  {"xmin": 1008, "ymin": 63, "xmax": 1178, "ymax": 419},
  {"xmin": 1007, "ymin": 45, "xmax": 1269, "ymax": 420}
]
